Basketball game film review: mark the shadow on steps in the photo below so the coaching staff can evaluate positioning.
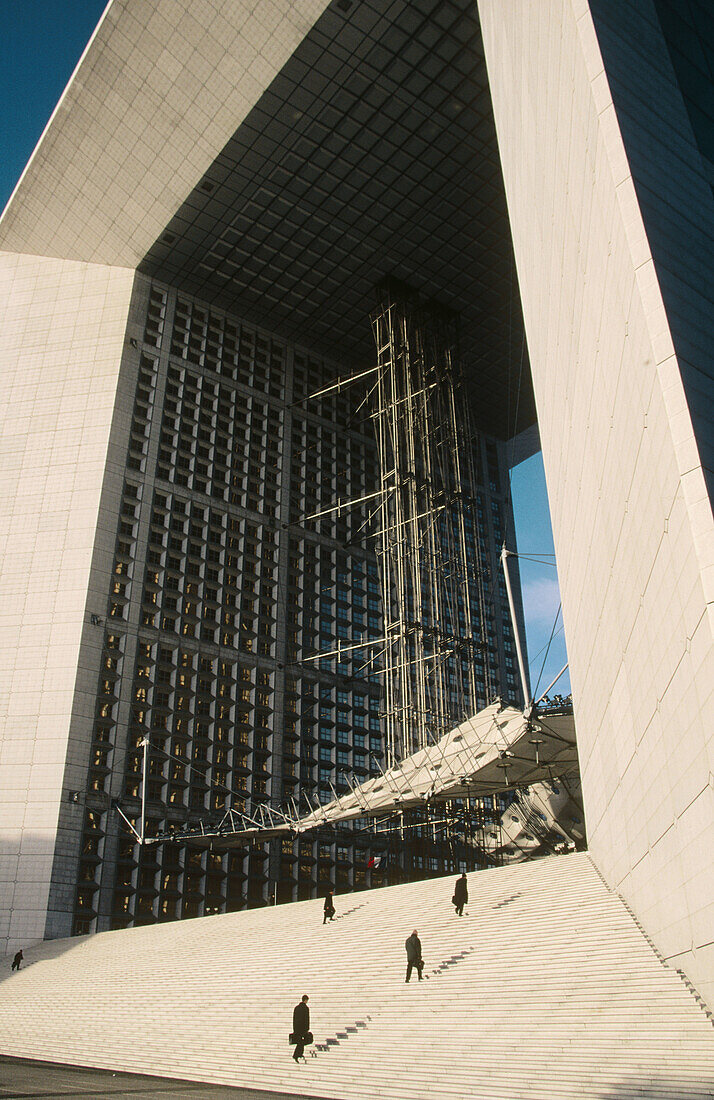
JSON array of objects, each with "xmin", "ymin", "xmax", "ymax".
[
  {"xmin": 313, "ymin": 944, "xmax": 476, "ymax": 1056},
  {"xmin": 600, "ymin": 1073, "xmax": 714, "ymax": 1099}
]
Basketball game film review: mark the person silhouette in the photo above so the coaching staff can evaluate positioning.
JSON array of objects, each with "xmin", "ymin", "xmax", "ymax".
[
  {"xmin": 404, "ymin": 930, "xmax": 424, "ymax": 982},
  {"xmin": 453, "ymin": 872, "xmax": 468, "ymax": 916},
  {"xmin": 292, "ymin": 994, "xmax": 310, "ymax": 1062}
]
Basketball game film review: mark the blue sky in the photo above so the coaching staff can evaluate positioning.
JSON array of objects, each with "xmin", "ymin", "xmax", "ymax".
[
  {"xmin": 0, "ymin": 2, "xmax": 570, "ymax": 704},
  {"xmin": 0, "ymin": 2, "xmax": 109, "ymax": 208},
  {"xmin": 509, "ymin": 454, "xmax": 570, "ymax": 700}
]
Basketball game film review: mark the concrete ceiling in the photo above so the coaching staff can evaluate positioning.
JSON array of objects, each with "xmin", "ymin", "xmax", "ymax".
[
  {"xmin": 139, "ymin": 0, "xmax": 534, "ymax": 439},
  {"xmin": 0, "ymin": 0, "xmax": 333, "ymax": 268}
]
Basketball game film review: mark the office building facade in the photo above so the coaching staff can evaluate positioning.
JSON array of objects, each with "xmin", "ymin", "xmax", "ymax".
[
  {"xmin": 1, "ymin": 0, "xmax": 712, "ymax": 1009},
  {"xmin": 0, "ymin": 250, "xmax": 521, "ymax": 939}
]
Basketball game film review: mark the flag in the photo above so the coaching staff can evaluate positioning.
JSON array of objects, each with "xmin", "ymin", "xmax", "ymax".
[{"xmin": 367, "ymin": 855, "xmax": 382, "ymax": 869}]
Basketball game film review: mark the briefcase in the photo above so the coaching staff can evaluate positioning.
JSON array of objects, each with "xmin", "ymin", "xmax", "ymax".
[{"xmin": 289, "ymin": 1031, "xmax": 314, "ymax": 1044}]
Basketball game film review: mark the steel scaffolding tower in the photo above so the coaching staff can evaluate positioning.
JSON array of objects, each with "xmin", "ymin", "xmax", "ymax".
[{"xmin": 370, "ymin": 282, "xmax": 492, "ymax": 767}]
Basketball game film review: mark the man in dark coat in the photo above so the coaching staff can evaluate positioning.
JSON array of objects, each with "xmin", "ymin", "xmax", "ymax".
[
  {"xmin": 323, "ymin": 891, "xmax": 335, "ymax": 924},
  {"xmin": 453, "ymin": 872, "xmax": 468, "ymax": 916},
  {"xmin": 292, "ymin": 994, "xmax": 310, "ymax": 1062},
  {"xmin": 11, "ymin": 949, "xmax": 23, "ymax": 972},
  {"xmin": 404, "ymin": 929, "xmax": 424, "ymax": 982}
]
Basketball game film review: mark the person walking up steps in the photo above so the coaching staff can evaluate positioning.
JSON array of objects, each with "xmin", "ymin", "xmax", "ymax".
[
  {"xmin": 11, "ymin": 950, "xmax": 23, "ymax": 972},
  {"xmin": 323, "ymin": 890, "xmax": 335, "ymax": 924},
  {"xmin": 453, "ymin": 872, "xmax": 468, "ymax": 916},
  {"xmin": 291, "ymin": 994, "xmax": 311, "ymax": 1063},
  {"xmin": 405, "ymin": 929, "xmax": 424, "ymax": 982}
]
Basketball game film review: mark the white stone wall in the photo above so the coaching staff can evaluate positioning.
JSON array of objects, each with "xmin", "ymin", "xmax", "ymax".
[
  {"xmin": 0, "ymin": 0, "xmax": 332, "ymax": 267},
  {"xmin": 0, "ymin": 254, "xmax": 136, "ymax": 954},
  {"xmin": 479, "ymin": 0, "xmax": 714, "ymax": 1005}
]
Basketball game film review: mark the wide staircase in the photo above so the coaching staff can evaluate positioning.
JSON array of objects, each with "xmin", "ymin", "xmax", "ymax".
[{"xmin": 1, "ymin": 853, "xmax": 713, "ymax": 1100}]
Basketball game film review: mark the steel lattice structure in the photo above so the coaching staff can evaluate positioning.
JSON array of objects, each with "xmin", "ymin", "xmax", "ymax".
[{"xmin": 370, "ymin": 284, "xmax": 492, "ymax": 766}]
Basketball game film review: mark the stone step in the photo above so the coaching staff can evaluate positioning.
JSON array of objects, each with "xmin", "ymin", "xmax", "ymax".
[{"xmin": 0, "ymin": 853, "xmax": 712, "ymax": 1100}]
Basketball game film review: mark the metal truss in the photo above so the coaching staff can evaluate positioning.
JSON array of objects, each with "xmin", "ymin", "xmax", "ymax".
[{"xmin": 370, "ymin": 281, "xmax": 491, "ymax": 765}]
